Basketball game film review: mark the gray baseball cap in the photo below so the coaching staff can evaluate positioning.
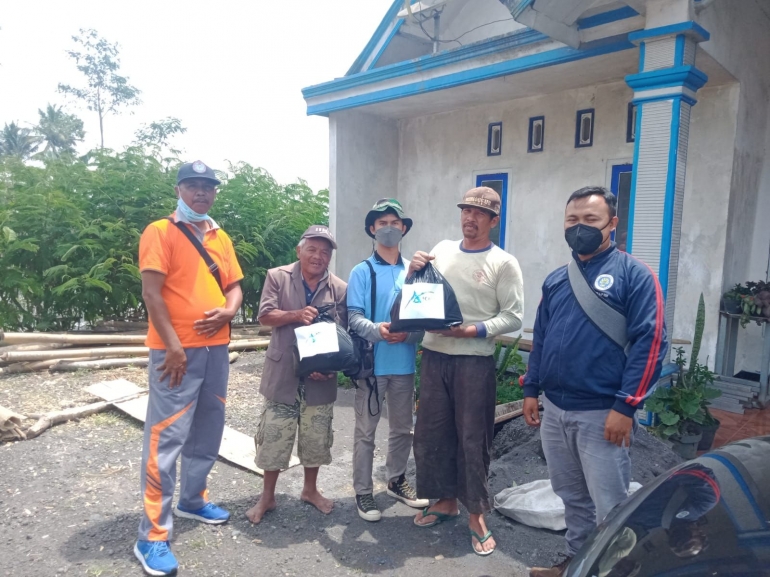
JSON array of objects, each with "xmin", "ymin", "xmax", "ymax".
[{"xmin": 177, "ymin": 160, "xmax": 221, "ymax": 185}]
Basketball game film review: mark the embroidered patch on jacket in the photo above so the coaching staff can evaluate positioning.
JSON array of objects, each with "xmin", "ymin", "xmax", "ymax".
[{"xmin": 594, "ymin": 274, "xmax": 614, "ymax": 291}]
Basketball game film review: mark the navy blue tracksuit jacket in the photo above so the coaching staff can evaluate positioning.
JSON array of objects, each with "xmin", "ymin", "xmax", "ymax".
[{"xmin": 523, "ymin": 244, "xmax": 668, "ymax": 418}]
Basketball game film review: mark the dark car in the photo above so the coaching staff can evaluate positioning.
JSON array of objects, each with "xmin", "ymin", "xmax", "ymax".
[{"xmin": 565, "ymin": 435, "xmax": 770, "ymax": 577}]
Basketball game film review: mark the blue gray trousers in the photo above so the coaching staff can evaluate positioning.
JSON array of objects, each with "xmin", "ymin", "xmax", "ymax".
[
  {"xmin": 540, "ymin": 395, "xmax": 634, "ymax": 556},
  {"xmin": 137, "ymin": 345, "xmax": 229, "ymax": 542}
]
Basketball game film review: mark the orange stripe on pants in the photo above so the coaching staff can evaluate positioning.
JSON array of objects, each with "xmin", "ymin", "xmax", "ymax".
[{"xmin": 144, "ymin": 401, "xmax": 194, "ymax": 541}]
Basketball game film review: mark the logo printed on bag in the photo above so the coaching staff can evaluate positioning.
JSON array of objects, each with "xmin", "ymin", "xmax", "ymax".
[
  {"xmin": 406, "ymin": 289, "xmax": 437, "ymax": 308},
  {"xmin": 594, "ymin": 274, "xmax": 614, "ymax": 291}
]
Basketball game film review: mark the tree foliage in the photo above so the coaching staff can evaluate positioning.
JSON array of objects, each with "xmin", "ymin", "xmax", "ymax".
[
  {"xmin": 0, "ymin": 151, "xmax": 328, "ymax": 331},
  {"xmin": 58, "ymin": 29, "xmax": 141, "ymax": 148},
  {"xmin": 34, "ymin": 104, "xmax": 85, "ymax": 160},
  {"xmin": 0, "ymin": 122, "xmax": 39, "ymax": 159}
]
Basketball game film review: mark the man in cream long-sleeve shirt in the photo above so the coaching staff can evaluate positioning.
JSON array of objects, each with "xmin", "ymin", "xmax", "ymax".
[{"xmin": 409, "ymin": 187, "xmax": 524, "ymax": 557}]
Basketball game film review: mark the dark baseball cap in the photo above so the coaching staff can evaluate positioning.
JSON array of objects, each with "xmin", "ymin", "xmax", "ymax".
[
  {"xmin": 364, "ymin": 198, "xmax": 413, "ymax": 239},
  {"xmin": 177, "ymin": 160, "xmax": 221, "ymax": 186},
  {"xmin": 300, "ymin": 225, "xmax": 337, "ymax": 250},
  {"xmin": 457, "ymin": 186, "xmax": 501, "ymax": 216}
]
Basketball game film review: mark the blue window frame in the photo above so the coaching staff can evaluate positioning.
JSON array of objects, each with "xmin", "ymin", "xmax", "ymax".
[
  {"xmin": 528, "ymin": 116, "xmax": 545, "ymax": 152},
  {"xmin": 610, "ymin": 163, "xmax": 633, "ymax": 251},
  {"xmin": 475, "ymin": 172, "xmax": 508, "ymax": 248},
  {"xmin": 487, "ymin": 122, "xmax": 502, "ymax": 156},
  {"xmin": 626, "ymin": 103, "xmax": 637, "ymax": 143},
  {"xmin": 575, "ymin": 108, "xmax": 595, "ymax": 148}
]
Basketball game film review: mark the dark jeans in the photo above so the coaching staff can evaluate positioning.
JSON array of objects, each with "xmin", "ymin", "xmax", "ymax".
[{"xmin": 414, "ymin": 349, "xmax": 496, "ymax": 514}]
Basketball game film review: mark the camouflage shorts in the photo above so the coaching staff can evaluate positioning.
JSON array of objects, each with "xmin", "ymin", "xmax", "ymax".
[{"xmin": 254, "ymin": 385, "xmax": 334, "ymax": 471}]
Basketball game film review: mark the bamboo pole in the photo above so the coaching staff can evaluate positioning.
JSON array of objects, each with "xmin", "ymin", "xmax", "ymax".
[
  {"xmin": 0, "ymin": 347, "xmax": 149, "ymax": 363},
  {"xmin": 0, "ymin": 358, "xmax": 88, "ymax": 375},
  {"xmin": 228, "ymin": 339, "xmax": 270, "ymax": 351},
  {"xmin": 0, "ymin": 331, "xmax": 146, "ymax": 346},
  {"xmin": 50, "ymin": 357, "xmax": 150, "ymax": 372},
  {"xmin": 0, "ymin": 343, "xmax": 74, "ymax": 353}
]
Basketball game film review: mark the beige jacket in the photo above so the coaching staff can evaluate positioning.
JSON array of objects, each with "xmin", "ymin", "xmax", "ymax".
[{"xmin": 257, "ymin": 261, "xmax": 348, "ymax": 406}]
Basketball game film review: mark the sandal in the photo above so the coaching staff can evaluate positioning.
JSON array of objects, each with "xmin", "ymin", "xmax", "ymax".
[
  {"xmin": 470, "ymin": 529, "xmax": 495, "ymax": 556},
  {"xmin": 413, "ymin": 506, "xmax": 459, "ymax": 528}
]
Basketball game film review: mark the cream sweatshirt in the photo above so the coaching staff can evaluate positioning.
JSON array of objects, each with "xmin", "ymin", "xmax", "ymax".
[{"xmin": 422, "ymin": 240, "xmax": 524, "ymax": 357}]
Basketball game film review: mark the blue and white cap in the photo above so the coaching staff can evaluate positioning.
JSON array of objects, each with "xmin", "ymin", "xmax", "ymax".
[{"xmin": 176, "ymin": 160, "xmax": 221, "ymax": 185}]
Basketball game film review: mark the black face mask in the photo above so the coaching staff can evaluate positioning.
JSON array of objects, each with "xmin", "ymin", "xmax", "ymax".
[{"xmin": 565, "ymin": 221, "xmax": 611, "ymax": 255}]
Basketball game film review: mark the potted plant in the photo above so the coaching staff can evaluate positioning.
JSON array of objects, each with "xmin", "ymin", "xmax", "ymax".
[
  {"xmin": 645, "ymin": 294, "xmax": 722, "ymax": 458},
  {"xmin": 721, "ymin": 283, "xmax": 750, "ymax": 315},
  {"xmin": 738, "ymin": 281, "xmax": 770, "ymax": 328}
]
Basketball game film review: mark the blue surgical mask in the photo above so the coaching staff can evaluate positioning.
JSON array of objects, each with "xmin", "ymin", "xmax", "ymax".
[{"xmin": 176, "ymin": 197, "xmax": 209, "ymax": 223}]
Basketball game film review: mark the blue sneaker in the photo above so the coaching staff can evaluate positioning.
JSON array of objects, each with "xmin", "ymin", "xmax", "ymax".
[
  {"xmin": 133, "ymin": 540, "xmax": 178, "ymax": 576},
  {"xmin": 174, "ymin": 501, "xmax": 230, "ymax": 525}
]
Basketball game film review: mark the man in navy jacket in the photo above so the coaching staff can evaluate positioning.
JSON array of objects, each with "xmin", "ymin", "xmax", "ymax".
[{"xmin": 525, "ymin": 186, "xmax": 668, "ymax": 577}]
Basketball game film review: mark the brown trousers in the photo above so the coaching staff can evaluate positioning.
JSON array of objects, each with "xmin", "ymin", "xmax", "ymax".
[{"xmin": 413, "ymin": 349, "xmax": 497, "ymax": 514}]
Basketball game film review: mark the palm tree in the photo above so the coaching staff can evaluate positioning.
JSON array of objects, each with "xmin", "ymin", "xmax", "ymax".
[
  {"xmin": 34, "ymin": 104, "xmax": 85, "ymax": 160},
  {"xmin": 0, "ymin": 122, "xmax": 39, "ymax": 159}
]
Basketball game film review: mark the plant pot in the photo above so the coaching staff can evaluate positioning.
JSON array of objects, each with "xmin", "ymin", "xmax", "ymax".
[
  {"xmin": 698, "ymin": 419, "xmax": 721, "ymax": 451},
  {"xmin": 721, "ymin": 297, "xmax": 742, "ymax": 315},
  {"xmin": 670, "ymin": 431, "xmax": 703, "ymax": 459}
]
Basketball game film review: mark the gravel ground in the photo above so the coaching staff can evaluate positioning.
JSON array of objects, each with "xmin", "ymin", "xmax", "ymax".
[{"xmin": 1, "ymin": 352, "xmax": 682, "ymax": 577}]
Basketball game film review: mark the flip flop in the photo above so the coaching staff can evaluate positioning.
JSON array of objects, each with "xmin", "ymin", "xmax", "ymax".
[
  {"xmin": 470, "ymin": 529, "xmax": 495, "ymax": 556},
  {"xmin": 413, "ymin": 506, "xmax": 459, "ymax": 528}
]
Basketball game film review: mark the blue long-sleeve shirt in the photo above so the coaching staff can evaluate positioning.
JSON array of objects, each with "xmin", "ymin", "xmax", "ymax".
[{"xmin": 523, "ymin": 244, "xmax": 668, "ymax": 418}]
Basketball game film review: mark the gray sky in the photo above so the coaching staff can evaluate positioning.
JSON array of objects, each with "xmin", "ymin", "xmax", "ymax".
[{"xmin": 0, "ymin": 0, "xmax": 393, "ymax": 192}]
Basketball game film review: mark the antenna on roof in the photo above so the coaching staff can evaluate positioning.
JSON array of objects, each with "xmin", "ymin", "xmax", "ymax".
[{"xmin": 398, "ymin": 0, "xmax": 456, "ymax": 54}]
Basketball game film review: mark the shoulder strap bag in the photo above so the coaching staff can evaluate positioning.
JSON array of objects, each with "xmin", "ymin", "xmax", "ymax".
[{"xmin": 567, "ymin": 259, "xmax": 629, "ymax": 354}]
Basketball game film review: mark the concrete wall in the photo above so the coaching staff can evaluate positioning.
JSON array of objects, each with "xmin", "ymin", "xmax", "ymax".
[
  {"xmin": 392, "ymin": 80, "xmax": 737, "ymax": 362},
  {"xmin": 697, "ymin": 0, "xmax": 770, "ymax": 372},
  {"xmin": 329, "ymin": 111, "xmax": 399, "ymax": 278}
]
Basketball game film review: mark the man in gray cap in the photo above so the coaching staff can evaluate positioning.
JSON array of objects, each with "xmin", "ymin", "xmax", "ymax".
[
  {"xmin": 245, "ymin": 225, "xmax": 348, "ymax": 524},
  {"xmin": 135, "ymin": 161, "xmax": 244, "ymax": 576},
  {"xmin": 409, "ymin": 187, "xmax": 524, "ymax": 557}
]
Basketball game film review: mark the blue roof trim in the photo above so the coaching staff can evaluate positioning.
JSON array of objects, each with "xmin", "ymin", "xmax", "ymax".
[
  {"xmin": 577, "ymin": 6, "xmax": 639, "ymax": 30},
  {"xmin": 626, "ymin": 65, "xmax": 708, "ymax": 92},
  {"xmin": 304, "ymin": 28, "xmax": 547, "ymax": 99},
  {"xmin": 346, "ymin": 0, "xmax": 406, "ymax": 76},
  {"xmin": 307, "ymin": 35, "xmax": 636, "ymax": 116},
  {"xmin": 511, "ymin": 0, "xmax": 535, "ymax": 19},
  {"xmin": 628, "ymin": 21, "xmax": 710, "ymax": 43},
  {"xmin": 369, "ymin": 19, "xmax": 405, "ymax": 69}
]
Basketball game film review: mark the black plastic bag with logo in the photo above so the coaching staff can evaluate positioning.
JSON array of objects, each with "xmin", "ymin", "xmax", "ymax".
[
  {"xmin": 389, "ymin": 262, "xmax": 463, "ymax": 333},
  {"xmin": 294, "ymin": 304, "xmax": 360, "ymax": 378}
]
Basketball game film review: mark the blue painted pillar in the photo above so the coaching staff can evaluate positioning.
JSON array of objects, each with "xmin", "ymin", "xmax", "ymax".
[{"xmin": 625, "ymin": 21, "xmax": 710, "ymax": 337}]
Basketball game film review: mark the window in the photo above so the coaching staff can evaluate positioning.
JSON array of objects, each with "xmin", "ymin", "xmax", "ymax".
[
  {"xmin": 611, "ymin": 164, "xmax": 633, "ymax": 251},
  {"xmin": 528, "ymin": 116, "xmax": 544, "ymax": 153},
  {"xmin": 627, "ymin": 103, "xmax": 637, "ymax": 143},
  {"xmin": 575, "ymin": 109, "xmax": 594, "ymax": 148},
  {"xmin": 487, "ymin": 122, "xmax": 502, "ymax": 156},
  {"xmin": 475, "ymin": 172, "xmax": 509, "ymax": 248}
]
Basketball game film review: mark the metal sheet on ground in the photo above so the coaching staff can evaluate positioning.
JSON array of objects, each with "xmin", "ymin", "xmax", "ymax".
[{"xmin": 84, "ymin": 379, "xmax": 299, "ymax": 475}]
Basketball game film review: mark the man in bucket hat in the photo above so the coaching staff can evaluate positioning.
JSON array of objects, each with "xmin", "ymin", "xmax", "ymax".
[
  {"xmin": 409, "ymin": 187, "xmax": 524, "ymax": 556},
  {"xmin": 347, "ymin": 199, "xmax": 427, "ymax": 522}
]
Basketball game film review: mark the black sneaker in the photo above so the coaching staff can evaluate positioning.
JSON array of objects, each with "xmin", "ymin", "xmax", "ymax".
[
  {"xmin": 387, "ymin": 474, "xmax": 429, "ymax": 509},
  {"xmin": 356, "ymin": 493, "xmax": 381, "ymax": 522}
]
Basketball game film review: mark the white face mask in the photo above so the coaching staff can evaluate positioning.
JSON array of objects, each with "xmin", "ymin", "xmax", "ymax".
[
  {"xmin": 176, "ymin": 197, "xmax": 209, "ymax": 222},
  {"xmin": 374, "ymin": 226, "xmax": 403, "ymax": 247}
]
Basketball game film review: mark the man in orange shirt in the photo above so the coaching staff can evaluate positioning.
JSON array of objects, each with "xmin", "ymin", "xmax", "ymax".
[{"xmin": 134, "ymin": 161, "xmax": 243, "ymax": 577}]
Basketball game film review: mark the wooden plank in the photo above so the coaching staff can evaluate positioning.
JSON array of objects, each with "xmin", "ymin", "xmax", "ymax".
[
  {"xmin": 718, "ymin": 376, "xmax": 760, "ymax": 391},
  {"xmin": 713, "ymin": 380, "xmax": 757, "ymax": 397},
  {"xmin": 85, "ymin": 379, "xmax": 298, "ymax": 475},
  {"xmin": 708, "ymin": 398, "xmax": 745, "ymax": 414}
]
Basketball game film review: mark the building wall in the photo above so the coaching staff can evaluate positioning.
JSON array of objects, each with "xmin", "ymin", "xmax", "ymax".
[
  {"xmin": 394, "ymin": 79, "xmax": 737, "ymax": 363},
  {"xmin": 329, "ymin": 111, "xmax": 399, "ymax": 278},
  {"xmin": 697, "ymin": 0, "xmax": 770, "ymax": 372}
]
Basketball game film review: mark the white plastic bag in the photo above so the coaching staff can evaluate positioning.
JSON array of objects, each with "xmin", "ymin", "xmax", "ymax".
[
  {"xmin": 494, "ymin": 480, "xmax": 566, "ymax": 530},
  {"xmin": 399, "ymin": 282, "xmax": 445, "ymax": 320},
  {"xmin": 294, "ymin": 323, "xmax": 339, "ymax": 361},
  {"xmin": 494, "ymin": 480, "xmax": 642, "ymax": 531}
]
